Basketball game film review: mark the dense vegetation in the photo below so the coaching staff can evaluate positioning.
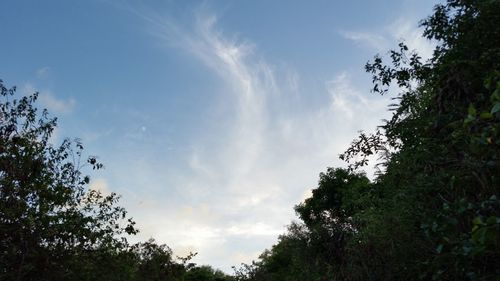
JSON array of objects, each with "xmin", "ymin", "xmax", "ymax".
[
  {"xmin": 1, "ymin": 0, "xmax": 499, "ymax": 280},
  {"xmin": 233, "ymin": 1, "xmax": 500, "ymax": 280},
  {"xmin": 0, "ymin": 80, "xmax": 234, "ymax": 280}
]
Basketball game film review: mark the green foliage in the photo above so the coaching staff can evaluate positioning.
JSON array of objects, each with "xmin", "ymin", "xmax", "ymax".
[
  {"xmin": 0, "ymin": 80, "xmax": 234, "ymax": 281},
  {"xmin": 294, "ymin": 168, "xmax": 373, "ymax": 277},
  {"xmin": 0, "ymin": 80, "xmax": 139, "ymax": 280},
  {"xmin": 237, "ymin": 1, "xmax": 500, "ymax": 281},
  {"xmin": 233, "ymin": 222, "xmax": 326, "ymax": 281},
  {"xmin": 128, "ymin": 239, "xmax": 182, "ymax": 281},
  {"xmin": 184, "ymin": 265, "xmax": 235, "ymax": 281},
  {"xmin": 233, "ymin": 169, "xmax": 373, "ymax": 281}
]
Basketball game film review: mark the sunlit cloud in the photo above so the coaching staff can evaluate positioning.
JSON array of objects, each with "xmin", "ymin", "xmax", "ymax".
[
  {"xmin": 89, "ymin": 178, "xmax": 111, "ymax": 194},
  {"xmin": 226, "ymin": 223, "xmax": 282, "ymax": 237}
]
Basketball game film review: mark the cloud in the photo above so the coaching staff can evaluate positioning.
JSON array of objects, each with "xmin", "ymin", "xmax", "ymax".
[
  {"xmin": 339, "ymin": 30, "xmax": 390, "ymax": 51},
  {"xmin": 39, "ymin": 93, "xmax": 76, "ymax": 115},
  {"xmin": 388, "ymin": 18, "xmax": 434, "ymax": 60},
  {"xmin": 286, "ymin": 68, "xmax": 300, "ymax": 93},
  {"xmin": 340, "ymin": 17, "xmax": 435, "ymax": 60},
  {"xmin": 36, "ymin": 66, "xmax": 51, "ymax": 79},
  {"xmin": 226, "ymin": 223, "xmax": 282, "ymax": 237},
  {"xmin": 327, "ymin": 72, "xmax": 367, "ymax": 119},
  {"xmin": 21, "ymin": 83, "xmax": 76, "ymax": 115},
  {"xmin": 123, "ymin": 5, "xmax": 393, "ymax": 272},
  {"xmin": 89, "ymin": 178, "xmax": 111, "ymax": 194}
]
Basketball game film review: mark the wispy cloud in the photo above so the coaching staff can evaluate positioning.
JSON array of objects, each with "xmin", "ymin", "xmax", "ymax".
[
  {"xmin": 327, "ymin": 72, "xmax": 369, "ymax": 119},
  {"xmin": 22, "ymin": 83, "xmax": 76, "ymax": 115},
  {"xmin": 38, "ymin": 93, "xmax": 76, "ymax": 115},
  {"xmin": 339, "ymin": 30, "xmax": 390, "ymax": 51},
  {"xmin": 36, "ymin": 66, "xmax": 51, "ymax": 79},
  {"xmin": 120, "ymin": 5, "xmax": 393, "ymax": 272},
  {"xmin": 388, "ymin": 18, "xmax": 434, "ymax": 60},
  {"xmin": 340, "ymin": 17, "xmax": 434, "ymax": 60}
]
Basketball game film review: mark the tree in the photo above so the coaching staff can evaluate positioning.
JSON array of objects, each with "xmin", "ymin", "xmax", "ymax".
[
  {"xmin": 184, "ymin": 265, "xmax": 234, "ymax": 281},
  {"xmin": 0, "ymin": 80, "xmax": 138, "ymax": 280},
  {"xmin": 128, "ymin": 238, "xmax": 188, "ymax": 281},
  {"xmin": 341, "ymin": 0, "xmax": 500, "ymax": 279},
  {"xmin": 294, "ymin": 168, "xmax": 372, "ymax": 277},
  {"xmin": 233, "ymin": 169, "xmax": 373, "ymax": 281},
  {"xmin": 237, "ymin": 1, "xmax": 500, "ymax": 280},
  {"xmin": 232, "ymin": 222, "xmax": 322, "ymax": 281}
]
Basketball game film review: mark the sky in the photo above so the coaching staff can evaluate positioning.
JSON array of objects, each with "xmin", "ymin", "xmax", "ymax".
[{"xmin": 1, "ymin": 0, "xmax": 439, "ymax": 273}]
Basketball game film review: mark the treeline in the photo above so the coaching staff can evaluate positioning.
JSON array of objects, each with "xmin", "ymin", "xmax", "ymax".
[{"xmin": 233, "ymin": 1, "xmax": 500, "ymax": 280}]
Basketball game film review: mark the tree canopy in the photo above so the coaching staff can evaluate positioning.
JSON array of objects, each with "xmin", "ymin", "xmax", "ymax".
[{"xmin": 234, "ymin": 1, "xmax": 500, "ymax": 280}]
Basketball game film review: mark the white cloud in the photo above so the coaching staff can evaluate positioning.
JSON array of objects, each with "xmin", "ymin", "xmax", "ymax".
[
  {"xmin": 339, "ymin": 30, "xmax": 390, "ymax": 51},
  {"xmin": 286, "ymin": 68, "xmax": 300, "ymax": 93},
  {"xmin": 226, "ymin": 223, "xmax": 282, "ymax": 237},
  {"xmin": 340, "ymin": 17, "xmax": 435, "ymax": 60},
  {"xmin": 230, "ymin": 251, "xmax": 263, "ymax": 265},
  {"xmin": 21, "ymin": 83, "xmax": 76, "ymax": 115},
  {"xmin": 36, "ymin": 66, "xmax": 51, "ymax": 79},
  {"xmin": 388, "ymin": 18, "xmax": 434, "ymax": 60},
  {"xmin": 89, "ymin": 178, "xmax": 111, "ymax": 194},
  {"xmin": 327, "ymin": 72, "xmax": 362, "ymax": 119},
  {"xmin": 122, "ymin": 6, "xmax": 394, "ymax": 272},
  {"xmin": 38, "ymin": 92, "xmax": 76, "ymax": 115}
]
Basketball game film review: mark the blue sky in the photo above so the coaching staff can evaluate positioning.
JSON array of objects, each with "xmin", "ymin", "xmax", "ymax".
[{"xmin": 1, "ymin": 0, "xmax": 438, "ymax": 272}]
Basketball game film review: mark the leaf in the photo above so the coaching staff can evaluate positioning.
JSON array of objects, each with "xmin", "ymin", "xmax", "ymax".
[
  {"xmin": 472, "ymin": 217, "xmax": 483, "ymax": 226},
  {"xmin": 436, "ymin": 244, "xmax": 443, "ymax": 254},
  {"xmin": 468, "ymin": 103, "xmax": 477, "ymax": 117},
  {"xmin": 472, "ymin": 227, "xmax": 487, "ymax": 245},
  {"xmin": 486, "ymin": 216, "xmax": 497, "ymax": 225},
  {"xmin": 491, "ymin": 102, "xmax": 500, "ymax": 114},
  {"xmin": 464, "ymin": 115, "xmax": 475, "ymax": 125},
  {"xmin": 490, "ymin": 88, "xmax": 500, "ymax": 102},
  {"xmin": 480, "ymin": 112, "xmax": 493, "ymax": 120}
]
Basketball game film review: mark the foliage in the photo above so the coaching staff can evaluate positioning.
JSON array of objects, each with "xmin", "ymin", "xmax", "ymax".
[
  {"xmin": 0, "ymin": 80, "xmax": 139, "ymax": 280},
  {"xmin": 0, "ymin": 81, "xmax": 235, "ymax": 280},
  {"xmin": 235, "ymin": 1, "xmax": 500, "ymax": 280},
  {"xmin": 184, "ymin": 265, "xmax": 235, "ymax": 281}
]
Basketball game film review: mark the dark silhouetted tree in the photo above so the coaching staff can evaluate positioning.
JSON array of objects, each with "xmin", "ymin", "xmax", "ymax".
[{"xmin": 0, "ymin": 80, "xmax": 138, "ymax": 280}]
